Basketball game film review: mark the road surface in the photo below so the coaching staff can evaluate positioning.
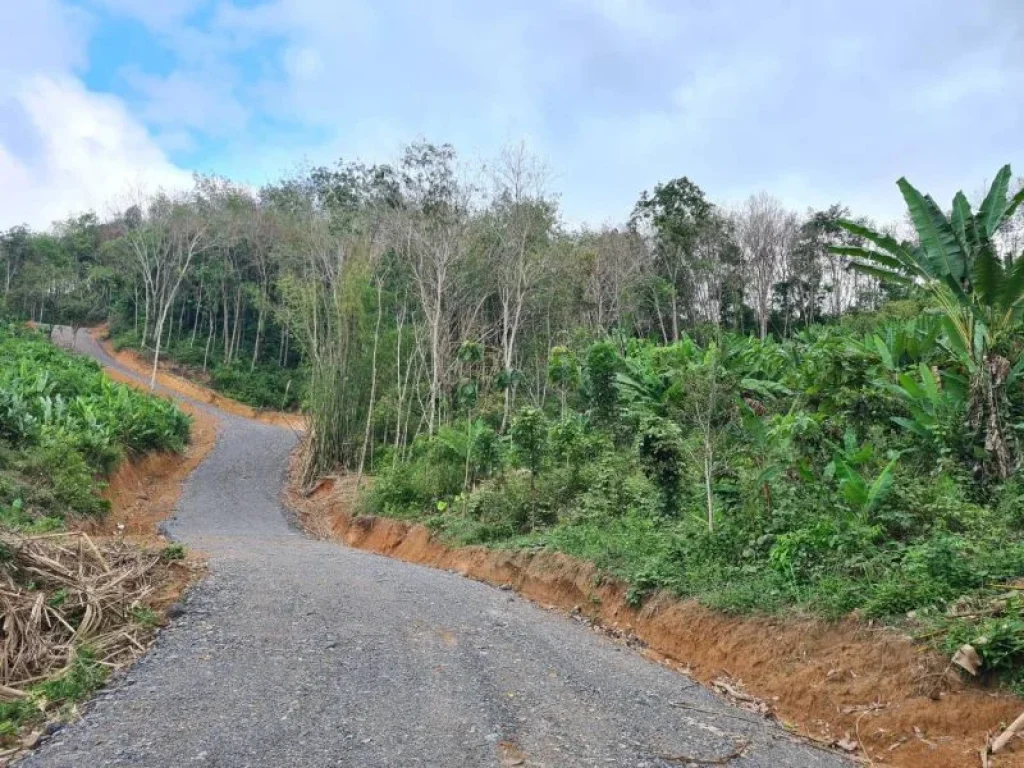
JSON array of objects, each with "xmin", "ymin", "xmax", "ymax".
[{"xmin": 24, "ymin": 328, "xmax": 848, "ymax": 767}]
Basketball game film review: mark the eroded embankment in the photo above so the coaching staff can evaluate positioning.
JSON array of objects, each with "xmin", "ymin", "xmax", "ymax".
[
  {"xmin": 289, "ymin": 473, "xmax": 1024, "ymax": 768},
  {"xmin": 92, "ymin": 330, "xmax": 304, "ymax": 430}
]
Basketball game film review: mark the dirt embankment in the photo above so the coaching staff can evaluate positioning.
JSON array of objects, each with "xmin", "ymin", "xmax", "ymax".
[
  {"xmin": 92, "ymin": 331, "xmax": 304, "ymax": 431},
  {"xmin": 288, "ymin": 472, "xmax": 1024, "ymax": 768},
  {"xmin": 79, "ymin": 365, "xmax": 220, "ymax": 543}
]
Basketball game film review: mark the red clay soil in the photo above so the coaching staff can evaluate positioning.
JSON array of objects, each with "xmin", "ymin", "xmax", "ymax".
[
  {"xmin": 90, "ymin": 329, "xmax": 305, "ymax": 431},
  {"xmin": 86, "ymin": 373, "xmax": 219, "ymax": 541},
  {"xmin": 288, "ymin": 472, "xmax": 1024, "ymax": 768}
]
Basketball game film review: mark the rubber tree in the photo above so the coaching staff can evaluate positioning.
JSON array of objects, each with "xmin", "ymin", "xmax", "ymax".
[{"xmin": 833, "ymin": 164, "xmax": 1024, "ymax": 480}]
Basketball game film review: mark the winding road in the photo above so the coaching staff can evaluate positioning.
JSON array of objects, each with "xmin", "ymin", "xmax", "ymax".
[{"xmin": 25, "ymin": 329, "xmax": 848, "ymax": 767}]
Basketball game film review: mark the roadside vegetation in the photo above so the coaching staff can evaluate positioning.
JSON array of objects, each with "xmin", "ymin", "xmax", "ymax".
[
  {"xmin": 4, "ymin": 142, "xmax": 1024, "ymax": 688},
  {"xmin": 0, "ymin": 324, "xmax": 192, "ymax": 747},
  {"xmin": 0, "ymin": 325, "xmax": 190, "ymax": 527}
]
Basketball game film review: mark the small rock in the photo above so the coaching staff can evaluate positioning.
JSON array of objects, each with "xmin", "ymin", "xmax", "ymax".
[{"xmin": 166, "ymin": 603, "xmax": 186, "ymax": 619}]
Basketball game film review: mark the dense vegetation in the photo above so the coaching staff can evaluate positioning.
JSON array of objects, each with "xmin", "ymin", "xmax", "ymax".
[
  {"xmin": 5, "ymin": 143, "xmax": 1024, "ymax": 681},
  {"xmin": 0, "ymin": 325, "xmax": 190, "ymax": 529}
]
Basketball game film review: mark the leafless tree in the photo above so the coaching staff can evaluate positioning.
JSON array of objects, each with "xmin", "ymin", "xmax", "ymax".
[
  {"xmin": 391, "ymin": 143, "xmax": 474, "ymax": 435},
  {"xmin": 122, "ymin": 187, "xmax": 212, "ymax": 388},
  {"xmin": 486, "ymin": 144, "xmax": 555, "ymax": 427},
  {"xmin": 581, "ymin": 227, "xmax": 646, "ymax": 331},
  {"xmin": 735, "ymin": 193, "xmax": 797, "ymax": 338}
]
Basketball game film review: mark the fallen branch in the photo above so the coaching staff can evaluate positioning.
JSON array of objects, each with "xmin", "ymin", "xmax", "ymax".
[
  {"xmin": 670, "ymin": 701, "xmax": 766, "ymax": 727},
  {"xmin": 659, "ymin": 739, "xmax": 749, "ymax": 765},
  {"xmin": 991, "ymin": 709, "xmax": 1024, "ymax": 753}
]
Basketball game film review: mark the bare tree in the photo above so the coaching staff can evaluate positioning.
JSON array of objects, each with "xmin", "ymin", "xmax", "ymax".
[
  {"xmin": 391, "ymin": 143, "xmax": 473, "ymax": 435},
  {"xmin": 486, "ymin": 143, "xmax": 555, "ymax": 428},
  {"xmin": 735, "ymin": 193, "xmax": 797, "ymax": 338},
  {"xmin": 581, "ymin": 227, "xmax": 646, "ymax": 331},
  {"xmin": 122, "ymin": 188, "xmax": 211, "ymax": 388}
]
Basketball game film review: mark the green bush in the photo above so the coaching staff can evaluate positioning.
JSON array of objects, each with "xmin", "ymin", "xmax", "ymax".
[
  {"xmin": 0, "ymin": 325, "xmax": 191, "ymax": 524},
  {"xmin": 365, "ymin": 318, "xmax": 1024, "ymax": 685}
]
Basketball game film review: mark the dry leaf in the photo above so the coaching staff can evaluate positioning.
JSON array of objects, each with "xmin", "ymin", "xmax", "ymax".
[{"xmin": 952, "ymin": 644, "xmax": 982, "ymax": 676}]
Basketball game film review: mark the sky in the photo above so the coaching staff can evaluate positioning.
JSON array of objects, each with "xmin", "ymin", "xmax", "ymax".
[{"xmin": 1, "ymin": 0, "xmax": 1022, "ymax": 230}]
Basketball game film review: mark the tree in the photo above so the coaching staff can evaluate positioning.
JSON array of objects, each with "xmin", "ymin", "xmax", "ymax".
[
  {"xmin": 835, "ymin": 164, "xmax": 1024, "ymax": 480},
  {"xmin": 632, "ymin": 178, "xmax": 718, "ymax": 340},
  {"xmin": 735, "ymin": 193, "xmax": 798, "ymax": 339},
  {"xmin": 509, "ymin": 406, "xmax": 547, "ymax": 530},
  {"xmin": 122, "ymin": 189, "xmax": 212, "ymax": 388},
  {"xmin": 486, "ymin": 144, "xmax": 557, "ymax": 428},
  {"xmin": 578, "ymin": 227, "xmax": 646, "ymax": 332},
  {"xmin": 391, "ymin": 142, "xmax": 473, "ymax": 435}
]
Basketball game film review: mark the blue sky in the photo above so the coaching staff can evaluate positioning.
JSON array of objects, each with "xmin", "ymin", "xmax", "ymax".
[{"xmin": 1, "ymin": 0, "xmax": 1022, "ymax": 229}]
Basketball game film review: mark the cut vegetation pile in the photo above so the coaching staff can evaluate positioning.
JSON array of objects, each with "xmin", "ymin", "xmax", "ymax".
[
  {"xmin": 0, "ymin": 531, "xmax": 166, "ymax": 689},
  {"xmin": 0, "ymin": 531, "xmax": 185, "ymax": 755},
  {"xmin": 0, "ymin": 325, "xmax": 197, "ymax": 755}
]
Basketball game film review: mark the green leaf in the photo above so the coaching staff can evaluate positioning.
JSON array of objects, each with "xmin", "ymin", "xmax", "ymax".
[
  {"xmin": 897, "ymin": 178, "xmax": 965, "ymax": 280},
  {"xmin": 866, "ymin": 457, "xmax": 898, "ymax": 513},
  {"xmin": 871, "ymin": 335, "xmax": 895, "ymax": 370},
  {"xmin": 897, "ymin": 372, "xmax": 924, "ymax": 401},
  {"xmin": 829, "ymin": 246, "xmax": 907, "ymax": 273},
  {"xmin": 848, "ymin": 262, "xmax": 913, "ymax": 285},
  {"xmin": 918, "ymin": 363, "xmax": 940, "ymax": 405},
  {"xmin": 978, "ymin": 164, "xmax": 1012, "ymax": 237},
  {"xmin": 972, "ymin": 241, "xmax": 1005, "ymax": 306},
  {"xmin": 1008, "ymin": 355, "xmax": 1024, "ymax": 387},
  {"xmin": 999, "ymin": 256, "xmax": 1024, "ymax": 312},
  {"xmin": 835, "ymin": 219, "xmax": 923, "ymax": 274},
  {"xmin": 950, "ymin": 191, "xmax": 973, "ymax": 252},
  {"xmin": 892, "ymin": 416, "xmax": 930, "ymax": 439},
  {"xmin": 1004, "ymin": 184, "xmax": 1024, "ymax": 221}
]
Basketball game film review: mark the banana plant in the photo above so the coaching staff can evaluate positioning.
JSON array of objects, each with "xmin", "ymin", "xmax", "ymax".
[
  {"xmin": 831, "ymin": 165, "xmax": 1024, "ymax": 480},
  {"xmin": 824, "ymin": 430, "xmax": 899, "ymax": 518}
]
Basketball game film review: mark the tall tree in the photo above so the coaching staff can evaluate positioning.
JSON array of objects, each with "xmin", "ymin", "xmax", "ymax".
[{"xmin": 735, "ymin": 193, "xmax": 798, "ymax": 339}]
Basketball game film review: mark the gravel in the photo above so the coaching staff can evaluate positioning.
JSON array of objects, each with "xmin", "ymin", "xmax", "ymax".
[{"xmin": 25, "ymin": 330, "xmax": 850, "ymax": 767}]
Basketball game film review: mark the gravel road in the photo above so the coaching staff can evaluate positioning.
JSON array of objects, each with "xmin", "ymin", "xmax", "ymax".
[{"xmin": 24, "ymin": 329, "xmax": 850, "ymax": 767}]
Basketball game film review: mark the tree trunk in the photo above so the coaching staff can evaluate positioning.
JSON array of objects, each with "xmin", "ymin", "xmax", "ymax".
[
  {"xmin": 190, "ymin": 281, "xmax": 203, "ymax": 348},
  {"xmin": 203, "ymin": 307, "xmax": 215, "ymax": 372},
  {"xmin": 970, "ymin": 353, "xmax": 1015, "ymax": 480},
  {"xmin": 357, "ymin": 281, "xmax": 384, "ymax": 487}
]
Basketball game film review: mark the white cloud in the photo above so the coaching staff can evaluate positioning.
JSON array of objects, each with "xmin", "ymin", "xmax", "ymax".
[
  {"xmin": 123, "ymin": 67, "xmax": 249, "ymax": 137},
  {"xmin": 0, "ymin": 0, "xmax": 191, "ymax": 230},
  {"xmin": 0, "ymin": 76, "xmax": 192, "ymax": 229},
  {"xmin": 90, "ymin": 0, "xmax": 207, "ymax": 31}
]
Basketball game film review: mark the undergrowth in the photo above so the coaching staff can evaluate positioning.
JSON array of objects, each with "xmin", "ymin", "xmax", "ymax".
[
  {"xmin": 363, "ymin": 319, "xmax": 1024, "ymax": 685},
  {"xmin": 110, "ymin": 328, "xmax": 303, "ymax": 411},
  {"xmin": 0, "ymin": 324, "xmax": 191, "ymax": 526}
]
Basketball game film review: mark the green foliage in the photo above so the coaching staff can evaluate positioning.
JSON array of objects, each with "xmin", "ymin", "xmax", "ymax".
[
  {"xmin": 582, "ymin": 341, "xmax": 620, "ymax": 426},
  {"xmin": 160, "ymin": 543, "xmax": 186, "ymax": 562},
  {"xmin": 835, "ymin": 165, "xmax": 1024, "ymax": 479},
  {"xmin": 35, "ymin": 648, "xmax": 107, "ymax": 704},
  {"xmin": 368, "ymin": 313, "xmax": 1024, "ymax": 684},
  {"xmin": 0, "ymin": 325, "xmax": 190, "ymax": 523},
  {"xmin": 635, "ymin": 416, "xmax": 683, "ymax": 515}
]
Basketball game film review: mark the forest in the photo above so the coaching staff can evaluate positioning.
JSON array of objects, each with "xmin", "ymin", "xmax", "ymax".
[{"xmin": 5, "ymin": 143, "xmax": 1024, "ymax": 683}]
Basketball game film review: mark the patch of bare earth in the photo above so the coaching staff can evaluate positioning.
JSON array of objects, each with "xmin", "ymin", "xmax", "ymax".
[
  {"xmin": 91, "ymin": 329, "xmax": 304, "ymax": 431},
  {"xmin": 287, "ymin": 469, "xmax": 1024, "ymax": 768}
]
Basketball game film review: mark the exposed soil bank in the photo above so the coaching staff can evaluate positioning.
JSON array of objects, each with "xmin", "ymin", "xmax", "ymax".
[
  {"xmin": 91, "ymin": 329, "xmax": 305, "ymax": 431},
  {"xmin": 289, "ymin": 473, "xmax": 1024, "ymax": 768}
]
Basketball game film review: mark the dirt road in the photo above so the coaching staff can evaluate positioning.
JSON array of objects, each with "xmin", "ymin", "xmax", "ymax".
[{"xmin": 24, "ymin": 329, "xmax": 848, "ymax": 767}]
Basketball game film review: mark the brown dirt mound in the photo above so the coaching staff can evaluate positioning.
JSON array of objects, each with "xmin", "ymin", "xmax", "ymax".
[
  {"xmin": 288, "ymin": 472, "xmax": 1024, "ymax": 768},
  {"xmin": 91, "ymin": 329, "xmax": 304, "ymax": 431}
]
